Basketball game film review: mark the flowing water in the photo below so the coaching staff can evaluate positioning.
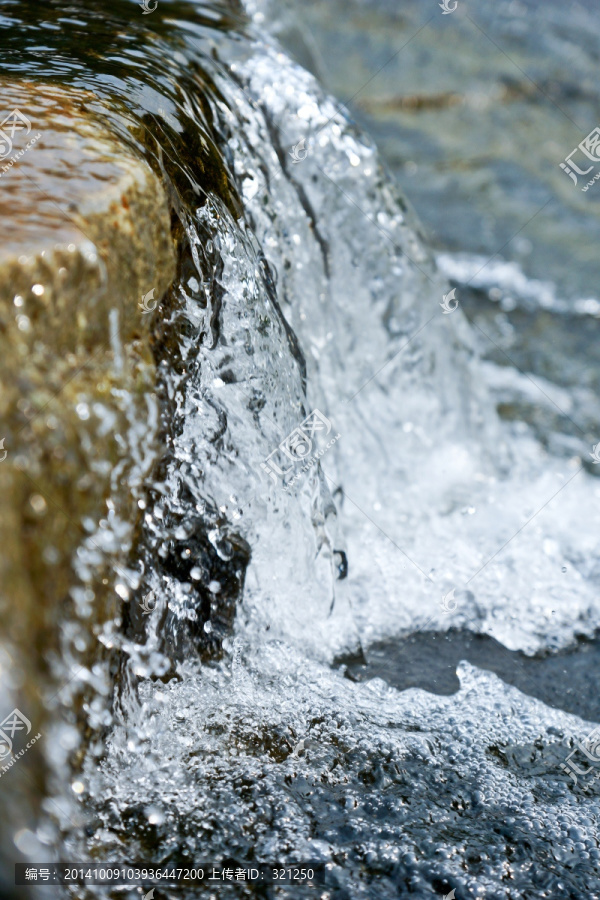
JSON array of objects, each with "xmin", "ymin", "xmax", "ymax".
[{"xmin": 3, "ymin": 0, "xmax": 600, "ymax": 897}]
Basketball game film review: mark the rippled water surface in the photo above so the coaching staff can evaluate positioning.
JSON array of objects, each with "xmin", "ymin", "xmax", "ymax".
[{"xmin": 2, "ymin": 1, "xmax": 600, "ymax": 898}]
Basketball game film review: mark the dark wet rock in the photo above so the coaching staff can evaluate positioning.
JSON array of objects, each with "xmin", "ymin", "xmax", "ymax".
[
  {"xmin": 343, "ymin": 629, "xmax": 600, "ymax": 723},
  {"xmin": 124, "ymin": 515, "xmax": 251, "ymax": 663}
]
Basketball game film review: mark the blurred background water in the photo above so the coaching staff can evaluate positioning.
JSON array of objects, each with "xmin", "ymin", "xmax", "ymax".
[{"xmin": 263, "ymin": 0, "xmax": 600, "ymax": 454}]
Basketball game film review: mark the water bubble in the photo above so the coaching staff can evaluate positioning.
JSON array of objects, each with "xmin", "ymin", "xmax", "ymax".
[{"xmin": 146, "ymin": 807, "xmax": 165, "ymax": 826}]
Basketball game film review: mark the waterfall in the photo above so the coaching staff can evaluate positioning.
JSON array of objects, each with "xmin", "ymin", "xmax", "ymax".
[{"xmin": 1, "ymin": 1, "xmax": 599, "ymax": 896}]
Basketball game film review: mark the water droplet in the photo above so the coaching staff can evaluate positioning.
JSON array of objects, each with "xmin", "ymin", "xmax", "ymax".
[
  {"xmin": 29, "ymin": 494, "xmax": 47, "ymax": 514},
  {"xmin": 146, "ymin": 807, "xmax": 165, "ymax": 826}
]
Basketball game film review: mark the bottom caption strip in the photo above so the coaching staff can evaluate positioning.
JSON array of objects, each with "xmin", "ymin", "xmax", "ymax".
[{"xmin": 16, "ymin": 864, "xmax": 323, "ymax": 885}]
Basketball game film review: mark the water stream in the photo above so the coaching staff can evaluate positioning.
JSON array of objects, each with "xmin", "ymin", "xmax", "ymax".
[{"xmin": 3, "ymin": 0, "xmax": 600, "ymax": 897}]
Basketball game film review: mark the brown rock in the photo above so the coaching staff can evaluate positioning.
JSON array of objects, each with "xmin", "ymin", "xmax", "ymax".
[{"xmin": 0, "ymin": 77, "xmax": 176, "ymax": 867}]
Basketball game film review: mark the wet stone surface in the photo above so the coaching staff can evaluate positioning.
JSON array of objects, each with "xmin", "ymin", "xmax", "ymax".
[
  {"xmin": 79, "ymin": 648, "xmax": 600, "ymax": 899},
  {"xmin": 0, "ymin": 75, "xmax": 176, "ymax": 895},
  {"xmin": 344, "ymin": 630, "xmax": 600, "ymax": 724}
]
